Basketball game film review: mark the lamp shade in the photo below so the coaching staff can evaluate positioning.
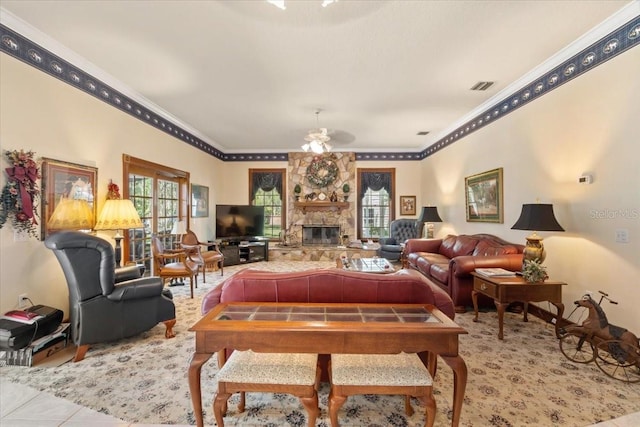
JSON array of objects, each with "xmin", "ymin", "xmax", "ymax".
[
  {"xmin": 94, "ymin": 199, "xmax": 143, "ymax": 231},
  {"xmin": 171, "ymin": 220, "xmax": 187, "ymax": 235},
  {"xmin": 48, "ymin": 198, "xmax": 94, "ymax": 230},
  {"xmin": 511, "ymin": 204, "xmax": 564, "ymax": 232},
  {"xmin": 417, "ymin": 206, "xmax": 443, "ymax": 223}
]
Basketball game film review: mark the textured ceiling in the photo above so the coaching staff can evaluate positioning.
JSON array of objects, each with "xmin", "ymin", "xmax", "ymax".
[{"xmin": 0, "ymin": 1, "xmax": 632, "ymax": 154}]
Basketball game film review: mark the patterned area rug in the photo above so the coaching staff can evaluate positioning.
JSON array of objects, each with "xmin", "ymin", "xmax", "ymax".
[{"xmin": 2, "ymin": 261, "xmax": 639, "ymax": 426}]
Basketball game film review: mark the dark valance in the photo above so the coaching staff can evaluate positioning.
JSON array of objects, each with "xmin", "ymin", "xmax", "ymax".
[
  {"xmin": 359, "ymin": 172, "xmax": 391, "ymax": 199},
  {"xmin": 251, "ymin": 172, "xmax": 282, "ymax": 197}
]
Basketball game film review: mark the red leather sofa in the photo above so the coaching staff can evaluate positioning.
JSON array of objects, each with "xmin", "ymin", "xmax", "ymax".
[
  {"xmin": 404, "ymin": 234, "xmax": 524, "ymax": 313},
  {"xmin": 201, "ymin": 267, "xmax": 455, "ymax": 319}
]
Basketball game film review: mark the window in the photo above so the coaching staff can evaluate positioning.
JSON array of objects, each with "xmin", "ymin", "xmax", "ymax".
[
  {"xmin": 249, "ymin": 169, "xmax": 285, "ymax": 240},
  {"xmin": 123, "ymin": 155, "xmax": 189, "ymax": 273},
  {"xmin": 357, "ymin": 168, "xmax": 395, "ymax": 239}
]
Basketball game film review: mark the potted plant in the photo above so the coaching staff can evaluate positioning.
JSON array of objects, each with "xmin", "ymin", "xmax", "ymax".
[
  {"xmin": 294, "ymin": 184, "xmax": 302, "ymax": 201},
  {"xmin": 521, "ymin": 258, "xmax": 549, "ymax": 283},
  {"xmin": 342, "ymin": 183, "xmax": 350, "ymax": 202}
]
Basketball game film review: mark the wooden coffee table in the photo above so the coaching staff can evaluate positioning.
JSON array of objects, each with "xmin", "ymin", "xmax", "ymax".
[
  {"xmin": 471, "ymin": 273, "xmax": 566, "ymax": 340},
  {"xmin": 189, "ymin": 302, "xmax": 468, "ymax": 427}
]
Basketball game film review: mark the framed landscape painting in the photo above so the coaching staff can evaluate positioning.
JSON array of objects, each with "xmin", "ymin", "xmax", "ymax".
[
  {"xmin": 465, "ymin": 167, "xmax": 503, "ymax": 223},
  {"xmin": 191, "ymin": 184, "xmax": 209, "ymax": 218}
]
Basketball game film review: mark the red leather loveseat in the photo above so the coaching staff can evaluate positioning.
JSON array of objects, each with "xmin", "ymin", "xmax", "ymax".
[
  {"xmin": 201, "ymin": 267, "xmax": 455, "ymax": 319},
  {"xmin": 404, "ymin": 234, "xmax": 524, "ymax": 313}
]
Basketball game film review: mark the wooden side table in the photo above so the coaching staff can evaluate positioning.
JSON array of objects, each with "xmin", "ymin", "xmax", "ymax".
[{"xmin": 471, "ymin": 273, "xmax": 566, "ymax": 340}]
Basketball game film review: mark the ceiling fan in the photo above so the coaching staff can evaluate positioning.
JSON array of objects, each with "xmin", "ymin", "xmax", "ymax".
[{"xmin": 302, "ymin": 110, "xmax": 332, "ymax": 154}]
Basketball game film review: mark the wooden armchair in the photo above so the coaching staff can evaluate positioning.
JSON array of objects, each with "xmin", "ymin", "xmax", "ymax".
[
  {"xmin": 181, "ymin": 230, "xmax": 224, "ymax": 281},
  {"xmin": 151, "ymin": 234, "xmax": 199, "ymax": 298}
]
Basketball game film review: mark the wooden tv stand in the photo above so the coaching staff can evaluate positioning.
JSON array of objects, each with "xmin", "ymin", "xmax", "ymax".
[{"xmin": 217, "ymin": 238, "xmax": 269, "ymax": 266}]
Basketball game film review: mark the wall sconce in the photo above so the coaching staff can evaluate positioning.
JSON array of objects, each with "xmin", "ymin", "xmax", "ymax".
[
  {"xmin": 417, "ymin": 206, "xmax": 443, "ymax": 239},
  {"xmin": 511, "ymin": 203, "xmax": 564, "ymax": 263}
]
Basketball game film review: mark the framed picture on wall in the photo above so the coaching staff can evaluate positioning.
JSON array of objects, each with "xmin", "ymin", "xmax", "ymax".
[
  {"xmin": 191, "ymin": 184, "xmax": 209, "ymax": 218},
  {"xmin": 399, "ymin": 195, "xmax": 416, "ymax": 216},
  {"xmin": 465, "ymin": 167, "xmax": 503, "ymax": 223},
  {"xmin": 41, "ymin": 158, "xmax": 98, "ymax": 239}
]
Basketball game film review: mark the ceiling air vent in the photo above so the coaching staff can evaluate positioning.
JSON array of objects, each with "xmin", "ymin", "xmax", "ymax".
[
  {"xmin": 470, "ymin": 81, "xmax": 494, "ymax": 91},
  {"xmin": 416, "ymin": 131, "xmax": 430, "ymax": 136}
]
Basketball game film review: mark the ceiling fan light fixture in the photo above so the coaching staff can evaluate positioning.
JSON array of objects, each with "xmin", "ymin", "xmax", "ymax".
[
  {"xmin": 302, "ymin": 110, "xmax": 332, "ymax": 153},
  {"xmin": 302, "ymin": 139, "xmax": 331, "ymax": 154},
  {"xmin": 267, "ymin": 0, "xmax": 337, "ymax": 10},
  {"xmin": 267, "ymin": 0, "xmax": 286, "ymax": 10}
]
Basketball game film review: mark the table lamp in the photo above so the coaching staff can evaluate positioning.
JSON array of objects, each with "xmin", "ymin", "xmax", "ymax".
[
  {"xmin": 48, "ymin": 198, "xmax": 94, "ymax": 231},
  {"xmin": 417, "ymin": 206, "xmax": 443, "ymax": 239},
  {"xmin": 511, "ymin": 203, "xmax": 564, "ymax": 263},
  {"xmin": 171, "ymin": 219, "xmax": 187, "ymax": 247},
  {"xmin": 94, "ymin": 199, "xmax": 143, "ymax": 267}
]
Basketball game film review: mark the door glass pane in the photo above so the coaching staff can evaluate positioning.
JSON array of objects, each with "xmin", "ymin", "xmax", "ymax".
[
  {"xmin": 128, "ymin": 174, "xmax": 152, "ymax": 271},
  {"xmin": 128, "ymin": 175, "xmax": 180, "ymax": 273}
]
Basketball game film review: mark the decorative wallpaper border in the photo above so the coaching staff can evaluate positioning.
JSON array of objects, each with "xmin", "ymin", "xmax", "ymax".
[
  {"xmin": 1, "ymin": 17, "xmax": 638, "ymax": 163},
  {"xmin": 422, "ymin": 16, "xmax": 640, "ymax": 158}
]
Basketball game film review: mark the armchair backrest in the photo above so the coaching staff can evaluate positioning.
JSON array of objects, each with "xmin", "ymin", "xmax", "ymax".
[
  {"xmin": 389, "ymin": 219, "xmax": 419, "ymax": 243},
  {"xmin": 181, "ymin": 230, "xmax": 200, "ymax": 246},
  {"xmin": 44, "ymin": 231, "xmax": 116, "ymax": 301},
  {"xmin": 151, "ymin": 234, "xmax": 168, "ymax": 270}
]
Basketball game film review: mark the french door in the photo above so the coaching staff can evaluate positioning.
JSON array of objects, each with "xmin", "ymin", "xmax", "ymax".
[{"xmin": 122, "ymin": 155, "xmax": 189, "ymax": 273}]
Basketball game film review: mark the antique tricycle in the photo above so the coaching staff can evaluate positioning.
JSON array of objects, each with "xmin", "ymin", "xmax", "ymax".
[{"xmin": 558, "ymin": 291, "xmax": 640, "ymax": 383}]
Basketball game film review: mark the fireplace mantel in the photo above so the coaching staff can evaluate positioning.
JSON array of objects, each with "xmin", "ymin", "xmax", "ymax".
[{"xmin": 294, "ymin": 201, "xmax": 349, "ymax": 213}]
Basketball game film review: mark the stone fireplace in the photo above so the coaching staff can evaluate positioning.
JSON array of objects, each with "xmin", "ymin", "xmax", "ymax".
[{"xmin": 287, "ymin": 152, "xmax": 356, "ymax": 245}]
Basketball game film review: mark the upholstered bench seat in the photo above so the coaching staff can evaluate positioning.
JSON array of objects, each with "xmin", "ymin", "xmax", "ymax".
[
  {"xmin": 214, "ymin": 350, "xmax": 321, "ymax": 427},
  {"xmin": 329, "ymin": 353, "xmax": 436, "ymax": 427}
]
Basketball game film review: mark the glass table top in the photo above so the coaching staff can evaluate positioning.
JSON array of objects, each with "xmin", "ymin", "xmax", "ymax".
[{"xmin": 214, "ymin": 304, "xmax": 440, "ymax": 324}]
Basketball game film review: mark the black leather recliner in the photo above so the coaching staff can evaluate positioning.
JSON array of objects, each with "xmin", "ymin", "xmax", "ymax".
[
  {"xmin": 44, "ymin": 231, "xmax": 176, "ymax": 362},
  {"xmin": 377, "ymin": 219, "xmax": 420, "ymax": 261}
]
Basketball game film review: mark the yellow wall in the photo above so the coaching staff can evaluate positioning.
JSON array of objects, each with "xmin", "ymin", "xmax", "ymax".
[
  {"xmin": 420, "ymin": 47, "xmax": 640, "ymax": 327},
  {"xmin": 2, "ymin": 45, "xmax": 639, "ymax": 329}
]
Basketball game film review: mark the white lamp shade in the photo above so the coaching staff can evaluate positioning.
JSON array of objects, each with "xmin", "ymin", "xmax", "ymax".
[
  {"xmin": 48, "ymin": 198, "xmax": 94, "ymax": 230},
  {"xmin": 94, "ymin": 199, "xmax": 143, "ymax": 231},
  {"xmin": 171, "ymin": 220, "xmax": 187, "ymax": 235}
]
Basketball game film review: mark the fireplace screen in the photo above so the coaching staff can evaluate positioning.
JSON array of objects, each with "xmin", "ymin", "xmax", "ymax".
[{"xmin": 302, "ymin": 225, "xmax": 340, "ymax": 245}]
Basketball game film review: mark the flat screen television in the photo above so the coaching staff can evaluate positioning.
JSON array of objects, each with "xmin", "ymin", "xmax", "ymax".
[{"xmin": 215, "ymin": 205, "xmax": 265, "ymax": 239}]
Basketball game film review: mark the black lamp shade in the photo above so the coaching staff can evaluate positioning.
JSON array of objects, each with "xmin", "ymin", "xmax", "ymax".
[
  {"xmin": 511, "ymin": 204, "xmax": 564, "ymax": 232},
  {"xmin": 418, "ymin": 206, "xmax": 443, "ymax": 223}
]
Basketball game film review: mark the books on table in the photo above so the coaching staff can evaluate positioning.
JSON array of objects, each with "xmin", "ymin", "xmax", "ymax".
[
  {"xmin": 474, "ymin": 268, "xmax": 516, "ymax": 277},
  {"xmin": 0, "ymin": 310, "xmax": 44, "ymax": 324}
]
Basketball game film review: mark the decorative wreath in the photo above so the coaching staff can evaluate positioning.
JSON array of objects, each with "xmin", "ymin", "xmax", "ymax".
[
  {"xmin": 0, "ymin": 149, "xmax": 40, "ymax": 238},
  {"xmin": 306, "ymin": 157, "xmax": 338, "ymax": 188}
]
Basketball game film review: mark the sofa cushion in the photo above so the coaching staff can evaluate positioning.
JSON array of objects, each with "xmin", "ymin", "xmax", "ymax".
[
  {"xmin": 411, "ymin": 252, "xmax": 449, "ymax": 276},
  {"xmin": 472, "ymin": 240, "xmax": 519, "ymax": 256},
  {"xmin": 440, "ymin": 235, "xmax": 478, "ymax": 259},
  {"xmin": 430, "ymin": 263, "xmax": 449, "ymax": 284}
]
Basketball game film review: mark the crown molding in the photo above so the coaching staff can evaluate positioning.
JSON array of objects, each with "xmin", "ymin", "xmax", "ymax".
[{"xmin": 2, "ymin": 5, "xmax": 639, "ymax": 162}]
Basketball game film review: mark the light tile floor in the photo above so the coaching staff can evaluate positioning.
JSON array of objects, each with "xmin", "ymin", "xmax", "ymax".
[{"xmin": 1, "ymin": 378, "xmax": 638, "ymax": 426}]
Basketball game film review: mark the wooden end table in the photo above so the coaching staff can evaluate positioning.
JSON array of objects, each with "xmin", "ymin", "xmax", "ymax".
[{"xmin": 471, "ymin": 273, "xmax": 566, "ymax": 340}]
